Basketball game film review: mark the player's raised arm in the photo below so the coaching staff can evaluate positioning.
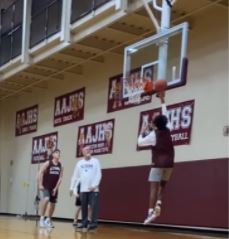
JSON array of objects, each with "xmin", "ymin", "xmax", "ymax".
[{"xmin": 158, "ymin": 92, "xmax": 171, "ymax": 130}]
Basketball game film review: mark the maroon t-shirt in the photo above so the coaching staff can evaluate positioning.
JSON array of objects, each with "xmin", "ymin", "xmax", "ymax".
[
  {"xmin": 151, "ymin": 129, "xmax": 174, "ymax": 168},
  {"xmin": 43, "ymin": 160, "xmax": 62, "ymax": 190}
]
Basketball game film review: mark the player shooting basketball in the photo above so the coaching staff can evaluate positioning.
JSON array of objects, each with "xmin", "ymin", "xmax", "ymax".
[{"xmin": 138, "ymin": 92, "xmax": 174, "ymax": 225}]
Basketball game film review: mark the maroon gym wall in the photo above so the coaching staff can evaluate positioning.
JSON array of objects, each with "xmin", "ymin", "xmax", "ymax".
[{"xmin": 99, "ymin": 158, "xmax": 228, "ymax": 229}]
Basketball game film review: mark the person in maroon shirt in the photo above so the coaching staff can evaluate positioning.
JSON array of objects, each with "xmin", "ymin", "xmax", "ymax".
[
  {"xmin": 138, "ymin": 93, "xmax": 174, "ymax": 224},
  {"xmin": 38, "ymin": 149, "xmax": 63, "ymax": 228}
]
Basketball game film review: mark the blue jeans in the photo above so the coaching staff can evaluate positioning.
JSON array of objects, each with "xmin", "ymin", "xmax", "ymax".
[{"xmin": 80, "ymin": 192, "xmax": 99, "ymax": 228}]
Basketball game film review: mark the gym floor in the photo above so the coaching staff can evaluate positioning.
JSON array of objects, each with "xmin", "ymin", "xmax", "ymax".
[{"xmin": 0, "ymin": 216, "xmax": 227, "ymax": 239}]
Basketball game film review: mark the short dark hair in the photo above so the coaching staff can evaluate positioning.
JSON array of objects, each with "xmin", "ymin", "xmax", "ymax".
[
  {"xmin": 153, "ymin": 115, "xmax": 168, "ymax": 130},
  {"xmin": 52, "ymin": 149, "xmax": 61, "ymax": 154}
]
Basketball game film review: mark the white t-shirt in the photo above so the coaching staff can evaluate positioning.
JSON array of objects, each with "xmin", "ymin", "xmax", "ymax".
[{"xmin": 70, "ymin": 157, "xmax": 102, "ymax": 194}]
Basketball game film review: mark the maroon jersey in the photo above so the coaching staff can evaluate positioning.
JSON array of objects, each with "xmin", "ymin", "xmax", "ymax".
[
  {"xmin": 43, "ymin": 160, "xmax": 62, "ymax": 190},
  {"xmin": 151, "ymin": 129, "xmax": 174, "ymax": 168}
]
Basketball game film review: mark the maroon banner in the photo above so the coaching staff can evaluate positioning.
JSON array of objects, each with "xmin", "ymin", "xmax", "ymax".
[
  {"xmin": 107, "ymin": 69, "xmax": 153, "ymax": 113},
  {"xmin": 54, "ymin": 88, "xmax": 85, "ymax": 127},
  {"xmin": 138, "ymin": 100, "xmax": 195, "ymax": 149},
  {"xmin": 31, "ymin": 132, "xmax": 58, "ymax": 164},
  {"xmin": 15, "ymin": 105, "xmax": 38, "ymax": 136},
  {"xmin": 76, "ymin": 119, "xmax": 115, "ymax": 157}
]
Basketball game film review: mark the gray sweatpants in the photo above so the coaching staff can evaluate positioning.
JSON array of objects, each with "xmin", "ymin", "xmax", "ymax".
[{"xmin": 80, "ymin": 192, "xmax": 99, "ymax": 228}]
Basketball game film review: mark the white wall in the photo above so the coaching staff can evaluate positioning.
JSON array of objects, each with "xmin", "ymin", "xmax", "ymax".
[{"xmin": 0, "ymin": 6, "xmax": 228, "ymax": 218}]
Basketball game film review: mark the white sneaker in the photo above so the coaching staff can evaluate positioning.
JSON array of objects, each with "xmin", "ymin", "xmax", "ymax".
[
  {"xmin": 39, "ymin": 219, "xmax": 47, "ymax": 228},
  {"xmin": 143, "ymin": 206, "xmax": 161, "ymax": 225},
  {"xmin": 45, "ymin": 218, "xmax": 55, "ymax": 228},
  {"xmin": 143, "ymin": 212, "xmax": 156, "ymax": 225}
]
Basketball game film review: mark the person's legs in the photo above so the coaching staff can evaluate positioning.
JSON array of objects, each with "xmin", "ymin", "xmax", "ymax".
[
  {"xmin": 144, "ymin": 168, "xmax": 161, "ymax": 224},
  {"xmin": 143, "ymin": 182, "xmax": 160, "ymax": 224},
  {"xmin": 88, "ymin": 206, "xmax": 92, "ymax": 222},
  {"xmin": 149, "ymin": 182, "xmax": 160, "ymax": 209},
  {"xmin": 39, "ymin": 190, "xmax": 50, "ymax": 227},
  {"xmin": 75, "ymin": 207, "xmax": 81, "ymax": 221},
  {"xmin": 39, "ymin": 197, "xmax": 49, "ymax": 217},
  {"xmin": 148, "ymin": 168, "xmax": 162, "ymax": 210},
  {"xmin": 45, "ymin": 203, "xmax": 56, "ymax": 228},
  {"xmin": 45, "ymin": 191, "xmax": 58, "ymax": 228},
  {"xmin": 88, "ymin": 192, "xmax": 99, "ymax": 229},
  {"xmin": 80, "ymin": 192, "xmax": 89, "ymax": 228},
  {"xmin": 157, "ymin": 180, "xmax": 167, "ymax": 201},
  {"xmin": 73, "ymin": 196, "xmax": 82, "ymax": 226},
  {"xmin": 152, "ymin": 180, "xmax": 167, "ymax": 218},
  {"xmin": 46, "ymin": 203, "xmax": 55, "ymax": 218},
  {"xmin": 154, "ymin": 168, "xmax": 173, "ymax": 216}
]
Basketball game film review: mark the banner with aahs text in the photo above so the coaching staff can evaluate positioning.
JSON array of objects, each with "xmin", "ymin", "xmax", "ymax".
[
  {"xmin": 137, "ymin": 100, "xmax": 195, "ymax": 150},
  {"xmin": 76, "ymin": 119, "xmax": 115, "ymax": 157},
  {"xmin": 107, "ymin": 67, "xmax": 154, "ymax": 113},
  {"xmin": 15, "ymin": 105, "xmax": 38, "ymax": 136},
  {"xmin": 54, "ymin": 88, "xmax": 85, "ymax": 127},
  {"xmin": 31, "ymin": 132, "xmax": 58, "ymax": 164}
]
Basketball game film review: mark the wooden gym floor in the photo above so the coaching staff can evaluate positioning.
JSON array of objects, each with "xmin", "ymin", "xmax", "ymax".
[{"xmin": 0, "ymin": 216, "xmax": 227, "ymax": 239}]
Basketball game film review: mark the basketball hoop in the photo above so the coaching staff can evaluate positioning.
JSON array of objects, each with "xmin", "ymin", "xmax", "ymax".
[{"xmin": 123, "ymin": 1, "xmax": 189, "ymax": 98}]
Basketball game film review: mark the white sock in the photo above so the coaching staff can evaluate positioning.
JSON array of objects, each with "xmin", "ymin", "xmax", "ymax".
[
  {"xmin": 40, "ymin": 216, "xmax": 45, "ymax": 221},
  {"xmin": 148, "ymin": 208, "xmax": 154, "ymax": 214},
  {"xmin": 156, "ymin": 200, "xmax": 162, "ymax": 207},
  {"xmin": 46, "ymin": 217, "xmax": 50, "ymax": 222}
]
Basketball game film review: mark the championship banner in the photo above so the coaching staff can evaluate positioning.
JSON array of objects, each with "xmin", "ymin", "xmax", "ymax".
[
  {"xmin": 138, "ymin": 100, "xmax": 195, "ymax": 149},
  {"xmin": 107, "ymin": 66, "xmax": 154, "ymax": 113},
  {"xmin": 76, "ymin": 119, "xmax": 115, "ymax": 157},
  {"xmin": 54, "ymin": 88, "xmax": 85, "ymax": 127},
  {"xmin": 31, "ymin": 132, "xmax": 58, "ymax": 164},
  {"xmin": 15, "ymin": 105, "xmax": 38, "ymax": 136}
]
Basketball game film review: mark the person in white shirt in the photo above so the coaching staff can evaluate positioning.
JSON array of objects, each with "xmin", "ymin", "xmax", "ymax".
[
  {"xmin": 70, "ymin": 146, "xmax": 102, "ymax": 231},
  {"xmin": 138, "ymin": 93, "xmax": 174, "ymax": 225}
]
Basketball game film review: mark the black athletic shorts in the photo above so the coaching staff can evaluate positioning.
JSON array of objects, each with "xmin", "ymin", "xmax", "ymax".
[{"xmin": 75, "ymin": 196, "xmax": 82, "ymax": 206}]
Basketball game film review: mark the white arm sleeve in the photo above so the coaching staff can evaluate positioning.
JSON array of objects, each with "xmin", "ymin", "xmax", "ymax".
[
  {"xmin": 162, "ymin": 103, "xmax": 172, "ymax": 130},
  {"xmin": 137, "ymin": 131, "xmax": 156, "ymax": 147},
  {"xmin": 91, "ymin": 160, "xmax": 102, "ymax": 188}
]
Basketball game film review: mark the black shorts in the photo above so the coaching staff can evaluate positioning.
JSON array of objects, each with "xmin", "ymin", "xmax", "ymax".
[
  {"xmin": 40, "ymin": 189, "xmax": 58, "ymax": 203},
  {"xmin": 75, "ymin": 196, "xmax": 82, "ymax": 206}
]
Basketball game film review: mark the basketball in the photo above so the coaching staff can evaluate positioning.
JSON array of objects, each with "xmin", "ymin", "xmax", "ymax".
[
  {"xmin": 143, "ymin": 80, "xmax": 154, "ymax": 94},
  {"xmin": 154, "ymin": 80, "xmax": 167, "ymax": 92}
]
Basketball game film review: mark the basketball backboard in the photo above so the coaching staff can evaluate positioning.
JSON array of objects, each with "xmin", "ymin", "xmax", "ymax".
[{"xmin": 122, "ymin": 22, "xmax": 189, "ymax": 99}]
